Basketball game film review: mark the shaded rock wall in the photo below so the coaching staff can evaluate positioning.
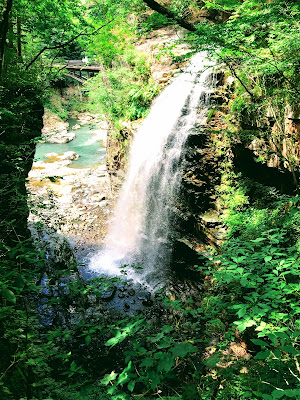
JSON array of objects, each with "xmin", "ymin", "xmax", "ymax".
[
  {"xmin": 173, "ymin": 116, "xmax": 226, "ymax": 261},
  {"xmin": 0, "ymin": 83, "xmax": 44, "ymax": 244},
  {"xmin": 171, "ymin": 70, "xmax": 228, "ymax": 259},
  {"xmin": 232, "ymin": 144, "xmax": 298, "ymax": 194},
  {"xmin": 246, "ymin": 103, "xmax": 300, "ymax": 182}
]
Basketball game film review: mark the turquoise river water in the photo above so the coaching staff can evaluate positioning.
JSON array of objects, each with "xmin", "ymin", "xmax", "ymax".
[{"xmin": 34, "ymin": 120, "xmax": 106, "ymax": 168}]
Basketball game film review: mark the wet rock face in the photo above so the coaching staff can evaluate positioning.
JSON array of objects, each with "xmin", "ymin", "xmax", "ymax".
[
  {"xmin": 175, "ymin": 129, "xmax": 224, "ymax": 249},
  {"xmin": 167, "ymin": 72, "xmax": 228, "ymax": 272},
  {"xmin": 29, "ymin": 223, "xmax": 76, "ymax": 273}
]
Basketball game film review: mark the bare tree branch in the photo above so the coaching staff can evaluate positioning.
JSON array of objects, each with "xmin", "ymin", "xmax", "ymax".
[{"xmin": 224, "ymin": 59, "xmax": 254, "ymax": 98}]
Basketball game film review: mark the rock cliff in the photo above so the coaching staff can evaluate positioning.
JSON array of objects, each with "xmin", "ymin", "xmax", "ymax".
[{"xmin": 0, "ymin": 83, "xmax": 44, "ymax": 244}]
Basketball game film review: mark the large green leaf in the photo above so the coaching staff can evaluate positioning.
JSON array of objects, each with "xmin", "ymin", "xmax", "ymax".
[
  {"xmin": 157, "ymin": 353, "xmax": 174, "ymax": 373},
  {"xmin": 2, "ymin": 286, "xmax": 16, "ymax": 303},
  {"xmin": 140, "ymin": 357, "xmax": 154, "ymax": 368},
  {"xmin": 170, "ymin": 342, "xmax": 197, "ymax": 358}
]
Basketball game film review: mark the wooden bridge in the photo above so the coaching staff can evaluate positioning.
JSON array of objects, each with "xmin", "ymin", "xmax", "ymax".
[{"xmin": 62, "ymin": 60, "xmax": 101, "ymax": 83}]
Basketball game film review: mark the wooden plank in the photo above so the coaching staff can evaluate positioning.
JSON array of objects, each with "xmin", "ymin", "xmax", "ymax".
[
  {"xmin": 63, "ymin": 73, "xmax": 86, "ymax": 83},
  {"xmin": 65, "ymin": 65, "xmax": 101, "ymax": 71}
]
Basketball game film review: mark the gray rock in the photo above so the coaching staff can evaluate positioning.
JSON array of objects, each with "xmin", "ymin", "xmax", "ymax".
[
  {"xmin": 60, "ymin": 151, "xmax": 79, "ymax": 161},
  {"xmin": 46, "ymin": 129, "xmax": 76, "ymax": 144},
  {"xmin": 28, "ymin": 222, "xmax": 76, "ymax": 272}
]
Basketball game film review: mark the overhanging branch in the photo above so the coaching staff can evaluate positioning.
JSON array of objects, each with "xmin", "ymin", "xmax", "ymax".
[
  {"xmin": 25, "ymin": 20, "xmax": 113, "ymax": 71},
  {"xmin": 142, "ymin": 0, "xmax": 197, "ymax": 32}
]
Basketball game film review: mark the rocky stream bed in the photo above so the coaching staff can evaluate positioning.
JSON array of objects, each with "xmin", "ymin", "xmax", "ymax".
[{"xmin": 27, "ymin": 112, "xmax": 113, "ymax": 253}]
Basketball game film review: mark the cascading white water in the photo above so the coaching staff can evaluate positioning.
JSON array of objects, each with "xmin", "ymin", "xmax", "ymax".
[{"xmin": 89, "ymin": 53, "xmax": 215, "ymax": 288}]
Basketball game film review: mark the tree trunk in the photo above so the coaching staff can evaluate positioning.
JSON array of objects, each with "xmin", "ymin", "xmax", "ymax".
[
  {"xmin": 0, "ymin": 0, "xmax": 13, "ymax": 77},
  {"xmin": 8, "ymin": 19, "xmax": 13, "ymax": 48},
  {"xmin": 17, "ymin": 16, "xmax": 22, "ymax": 59},
  {"xmin": 142, "ymin": 0, "xmax": 197, "ymax": 32}
]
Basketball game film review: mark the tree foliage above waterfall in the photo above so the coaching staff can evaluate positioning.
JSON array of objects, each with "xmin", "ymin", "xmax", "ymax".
[
  {"xmin": 193, "ymin": 0, "xmax": 300, "ymax": 101},
  {"xmin": 3, "ymin": 0, "xmax": 298, "ymax": 124},
  {"xmin": 141, "ymin": 0, "xmax": 300, "ymax": 173},
  {"xmin": 142, "ymin": 0, "xmax": 300, "ymax": 101},
  {"xmin": 0, "ymin": 0, "xmax": 137, "ymax": 82},
  {"xmin": 1, "ymin": 0, "xmax": 85, "ymax": 76}
]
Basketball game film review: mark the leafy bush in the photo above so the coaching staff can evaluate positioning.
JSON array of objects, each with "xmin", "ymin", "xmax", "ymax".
[
  {"xmin": 85, "ymin": 49, "xmax": 158, "ymax": 123},
  {"xmin": 193, "ymin": 173, "xmax": 300, "ymax": 399}
]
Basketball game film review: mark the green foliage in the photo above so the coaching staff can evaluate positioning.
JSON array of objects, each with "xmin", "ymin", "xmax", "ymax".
[
  {"xmin": 138, "ymin": 12, "xmax": 173, "ymax": 34},
  {"xmin": 43, "ymin": 90, "xmax": 68, "ymax": 121},
  {"xmin": 85, "ymin": 47, "xmax": 158, "ymax": 122},
  {"xmin": 2, "ymin": 0, "xmax": 300, "ymax": 399},
  {"xmin": 189, "ymin": 0, "xmax": 300, "ymax": 148},
  {"xmin": 2, "ymin": 171, "xmax": 300, "ymax": 400},
  {"xmin": 101, "ymin": 316, "xmax": 198, "ymax": 398},
  {"xmin": 194, "ymin": 175, "xmax": 300, "ymax": 399}
]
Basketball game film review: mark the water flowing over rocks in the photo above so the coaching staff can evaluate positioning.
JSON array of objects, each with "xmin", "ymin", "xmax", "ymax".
[{"xmin": 28, "ymin": 54, "xmax": 232, "ymax": 310}]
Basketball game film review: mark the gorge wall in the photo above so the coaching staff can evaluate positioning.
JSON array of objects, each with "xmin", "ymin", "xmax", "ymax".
[{"xmin": 0, "ymin": 83, "xmax": 44, "ymax": 245}]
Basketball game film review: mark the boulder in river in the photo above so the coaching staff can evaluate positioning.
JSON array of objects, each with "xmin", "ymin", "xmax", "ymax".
[
  {"xmin": 45, "ymin": 152, "xmax": 59, "ymax": 159},
  {"xmin": 45, "ymin": 129, "xmax": 76, "ymax": 144},
  {"xmin": 60, "ymin": 151, "xmax": 80, "ymax": 161},
  {"xmin": 42, "ymin": 110, "xmax": 75, "ymax": 144}
]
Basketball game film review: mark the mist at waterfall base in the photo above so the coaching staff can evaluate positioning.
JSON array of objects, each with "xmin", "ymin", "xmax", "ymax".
[{"xmin": 89, "ymin": 53, "xmax": 215, "ymax": 290}]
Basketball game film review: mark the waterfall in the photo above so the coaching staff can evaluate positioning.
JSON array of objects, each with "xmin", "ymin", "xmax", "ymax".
[{"xmin": 89, "ymin": 53, "xmax": 215, "ymax": 288}]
